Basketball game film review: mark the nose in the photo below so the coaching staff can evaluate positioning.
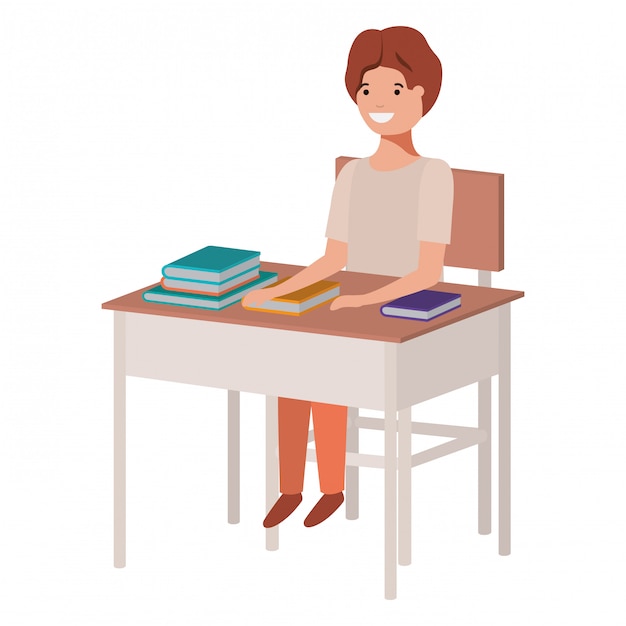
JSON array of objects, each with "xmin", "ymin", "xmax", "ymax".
[{"xmin": 376, "ymin": 104, "xmax": 384, "ymax": 108}]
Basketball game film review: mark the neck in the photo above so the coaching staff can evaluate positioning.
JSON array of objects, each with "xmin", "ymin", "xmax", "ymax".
[
  {"xmin": 369, "ymin": 131, "xmax": 420, "ymax": 170},
  {"xmin": 379, "ymin": 131, "xmax": 418, "ymax": 156}
]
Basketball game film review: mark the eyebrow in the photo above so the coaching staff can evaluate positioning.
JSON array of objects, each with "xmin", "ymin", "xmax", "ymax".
[{"xmin": 359, "ymin": 82, "xmax": 405, "ymax": 89}]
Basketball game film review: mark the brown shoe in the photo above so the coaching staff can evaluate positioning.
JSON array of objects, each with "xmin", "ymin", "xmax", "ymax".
[
  {"xmin": 303, "ymin": 492, "xmax": 344, "ymax": 527},
  {"xmin": 263, "ymin": 493, "xmax": 303, "ymax": 528}
]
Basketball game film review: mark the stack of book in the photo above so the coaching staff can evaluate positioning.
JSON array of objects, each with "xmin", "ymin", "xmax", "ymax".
[{"xmin": 142, "ymin": 245, "xmax": 278, "ymax": 310}]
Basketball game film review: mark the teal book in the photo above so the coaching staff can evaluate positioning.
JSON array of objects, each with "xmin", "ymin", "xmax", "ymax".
[
  {"xmin": 162, "ymin": 246, "xmax": 261, "ymax": 282},
  {"xmin": 143, "ymin": 271, "xmax": 278, "ymax": 310}
]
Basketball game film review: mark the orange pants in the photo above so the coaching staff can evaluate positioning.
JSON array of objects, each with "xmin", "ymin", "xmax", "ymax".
[{"xmin": 278, "ymin": 397, "xmax": 347, "ymax": 495}]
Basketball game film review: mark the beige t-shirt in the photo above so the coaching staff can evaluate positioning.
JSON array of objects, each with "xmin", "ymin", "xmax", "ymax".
[{"xmin": 325, "ymin": 157, "xmax": 454, "ymax": 277}]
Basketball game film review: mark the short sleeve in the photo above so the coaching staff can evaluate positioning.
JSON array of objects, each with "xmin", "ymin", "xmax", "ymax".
[
  {"xmin": 416, "ymin": 158, "xmax": 454, "ymax": 244},
  {"xmin": 325, "ymin": 158, "xmax": 358, "ymax": 242}
]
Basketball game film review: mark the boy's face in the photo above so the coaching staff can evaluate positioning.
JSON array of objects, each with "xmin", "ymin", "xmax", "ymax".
[{"xmin": 356, "ymin": 66, "xmax": 424, "ymax": 136}]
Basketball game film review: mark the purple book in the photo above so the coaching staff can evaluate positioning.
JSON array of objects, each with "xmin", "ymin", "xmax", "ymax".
[{"xmin": 380, "ymin": 289, "xmax": 461, "ymax": 321}]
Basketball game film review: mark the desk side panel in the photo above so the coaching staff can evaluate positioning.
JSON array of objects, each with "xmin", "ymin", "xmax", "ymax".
[
  {"xmin": 124, "ymin": 313, "xmax": 387, "ymax": 409},
  {"xmin": 397, "ymin": 309, "xmax": 499, "ymax": 407}
]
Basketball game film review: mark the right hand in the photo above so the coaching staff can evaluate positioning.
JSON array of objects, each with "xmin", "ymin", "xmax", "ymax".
[{"xmin": 242, "ymin": 286, "xmax": 279, "ymax": 308}]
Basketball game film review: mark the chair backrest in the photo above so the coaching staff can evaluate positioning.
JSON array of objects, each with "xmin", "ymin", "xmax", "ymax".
[{"xmin": 335, "ymin": 156, "xmax": 504, "ymax": 276}]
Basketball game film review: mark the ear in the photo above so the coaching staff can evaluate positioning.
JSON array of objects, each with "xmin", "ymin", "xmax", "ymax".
[{"xmin": 412, "ymin": 85, "xmax": 425, "ymax": 96}]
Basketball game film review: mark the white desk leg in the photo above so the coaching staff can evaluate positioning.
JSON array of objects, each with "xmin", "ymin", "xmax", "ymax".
[
  {"xmin": 499, "ymin": 304, "xmax": 511, "ymax": 556},
  {"xmin": 398, "ymin": 407, "xmax": 411, "ymax": 566},
  {"xmin": 478, "ymin": 269, "xmax": 492, "ymax": 536},
  {"xmin": 227, "ymin": 390, "xmax": 240, "ymax": 524},
  {"xmin": 384, "ymin": 343, "xmax": 398, "ymax": 599},
  {"xmin": 113, "ymin": 311, "xmax": 126, "ymax": 568},
  {"xmin": 346, "ymin": 407, "xmax": 359, "ymax": 520},
  {"xmin": 478, "ymin": 378, "xmax": 492, "ymax": 535},
  {"xmin": 265, "ymin": 395, "xmax": 279, "ymax": 551}
]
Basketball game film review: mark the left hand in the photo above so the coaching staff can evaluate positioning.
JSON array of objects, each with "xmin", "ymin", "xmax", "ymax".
[{"xmin": 329, "ymin": 294, "xmax": 368, "ymax": 311}]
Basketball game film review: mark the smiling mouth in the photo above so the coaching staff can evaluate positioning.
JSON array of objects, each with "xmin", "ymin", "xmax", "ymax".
[{"xmin": 369, "ymin": 112, "xmax": 394, "ymax": 123}]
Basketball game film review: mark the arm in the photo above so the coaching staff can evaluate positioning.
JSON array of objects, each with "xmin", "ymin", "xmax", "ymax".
[
  {"xmin": 241, "ymin": 238, "xmax": 347, "ymax": 307},
  {"xmin": 329, "ymin": 240, "xmax": 446, "ymax": 310}
]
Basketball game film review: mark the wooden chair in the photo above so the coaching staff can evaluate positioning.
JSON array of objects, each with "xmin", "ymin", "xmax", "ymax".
[{"xmin": 333, "ymin": 156, "xmax": 506, "ymax": 568}]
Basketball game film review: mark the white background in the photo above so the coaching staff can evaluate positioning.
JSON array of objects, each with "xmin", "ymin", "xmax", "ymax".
[{"xmin": 1, "ymin": 0, "xmax": 624, "ymax": 623}]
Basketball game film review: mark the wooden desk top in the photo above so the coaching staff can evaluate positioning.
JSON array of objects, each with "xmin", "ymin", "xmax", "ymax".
[{"xmin": 102, "ymin": 261, "xmax": 524, "ymax": 344}]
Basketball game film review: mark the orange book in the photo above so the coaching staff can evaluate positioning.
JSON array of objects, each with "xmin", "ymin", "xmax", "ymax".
[{"xmin": 243, "ymin": 278, "xmax": 340, "ymax": 316}]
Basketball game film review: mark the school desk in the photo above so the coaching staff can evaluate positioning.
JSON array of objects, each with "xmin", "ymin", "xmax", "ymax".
[{"xmin": 102, "ymin": 261, "xmax": 523, "ymax": 599}]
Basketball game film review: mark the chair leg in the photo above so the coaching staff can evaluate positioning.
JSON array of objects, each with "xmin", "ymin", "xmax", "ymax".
[
  {"xmin": 478, "ymin": 379, "xmax": 491, "ymax": 535},
  {"xmin": 227, "ymin": 390, "xmax": 240, "ymax": 524},
  {"xmin": 398, "ymin": 407, "xmax": 412, "ymax": 565},
  {"xmin": 265, "ymin": 395, "xmax": 279, "ymax": 551},
  {"xmin": 346, "ymin": 407, "xmax": 359, "ymax": 520}
]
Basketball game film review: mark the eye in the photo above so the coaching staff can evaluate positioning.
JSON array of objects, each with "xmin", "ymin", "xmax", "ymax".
[
  {"xmin": 363, "ymin": 89, "xmax": 369, "ymax": 96},
  {"xmin": 394, "ymin": 89, "xmax": 401, "ymax": 96}
]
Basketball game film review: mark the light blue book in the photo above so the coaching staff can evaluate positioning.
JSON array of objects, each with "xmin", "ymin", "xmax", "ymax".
[
  {"xmin": 143, "ymin": 271, "xmax": 278, "ymax": 310},
  {"xmin": 162, "ymin": 246, "xmax": 260, "ymax": 282},
  {"xmin": 161, "ymin": 265, "xmax": 260, "ymax": 295}
]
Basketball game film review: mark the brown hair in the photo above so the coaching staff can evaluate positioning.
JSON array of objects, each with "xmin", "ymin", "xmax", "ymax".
[{"xmin": 345, "ymin": 27, "xmax": 443, "ymax": 115}]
